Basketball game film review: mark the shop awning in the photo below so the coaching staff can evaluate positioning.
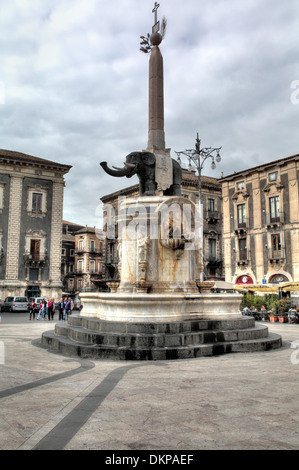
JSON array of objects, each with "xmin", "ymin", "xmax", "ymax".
[
  {"xmin": 234, "ymin": 284, "xmax": 278, "ymax": 292},
  {"xmin": 234, "ymin": 282, "xmax": 299, "ymax": 293}
]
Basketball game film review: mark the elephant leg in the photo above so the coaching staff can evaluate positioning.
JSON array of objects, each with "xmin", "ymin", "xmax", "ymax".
[
  {"xmin": 144, "ymin": 180, "xmax": 156, "ymax": 196},
  {"xmin": 172, "ymin": 184, "xmax": 181, "ymax": 196}
]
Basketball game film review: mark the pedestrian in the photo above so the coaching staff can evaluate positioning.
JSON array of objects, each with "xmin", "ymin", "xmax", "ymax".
[
  {"xmin": 37, "ymin": 300, "xmax": 44, "ymax": 320},
  {"xmin": 78, "ymin": 300, "xmax": 83, "ymax": 313},
  {"xmin": 43, "ymin": 299, "xmax": 47, "ymax": 320},
  {"xmin": 63, "ymin": 297, "xmax": 67, "ymax": 321},
  {"xmin": 59, "ymin": 298, "xmax": 64, "ymax": 321},
  {"xmin": 64, "ymin": 298, "xmax": 72, "ymax": 321},
  {"xmin": 48, "ymin": 299, "xmax": 55, "ymax": 320},
  {"xmin": 29, "ymin": 300, "xmax": 36, "ymax": 320}
]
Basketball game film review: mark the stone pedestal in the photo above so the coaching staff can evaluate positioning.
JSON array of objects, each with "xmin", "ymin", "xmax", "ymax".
[{"xmin": 79, "ymin": 195, "xmax": 242, "ymax": 323}]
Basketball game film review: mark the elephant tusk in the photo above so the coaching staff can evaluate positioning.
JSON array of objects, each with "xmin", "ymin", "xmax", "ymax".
[
  {"xmin": 124, "ymin": 162, "xmax": 136, "ymax": 168},
  {"xmin": 112, "ymin": 166, "xmax": 126, "ymax": 170}
]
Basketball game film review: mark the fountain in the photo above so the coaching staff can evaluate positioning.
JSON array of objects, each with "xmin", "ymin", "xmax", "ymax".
[{"xmin": 42, "ymin": 4, "xmax": 281, "ymax": 359}]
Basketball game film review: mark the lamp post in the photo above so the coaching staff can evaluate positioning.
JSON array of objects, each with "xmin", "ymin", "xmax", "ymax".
[
  {"xmin": 175, "ymin": 133, "xmax": 222, "ymax": 281},
  {"xmin": 175, "ymin": 133, "xmax": 222, "ymax": 205}
]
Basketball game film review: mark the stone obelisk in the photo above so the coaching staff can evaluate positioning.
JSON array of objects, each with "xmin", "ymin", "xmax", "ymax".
[
  {"xmin": 146, "ymin": 3, "xmax": 167, "ymax": 153},
  {"xmin": 148, "ymin": 32, "xmax": 165, "ymax": 151}
]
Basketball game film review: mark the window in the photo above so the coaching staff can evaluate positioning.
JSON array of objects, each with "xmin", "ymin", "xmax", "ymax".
[
  {"xmin": 269, "ymin": 171, "xmax": 278, "ymax": 181},
  {"xmin": 271, "ymin": 234, "xmax": 282, "ymax": 258},
  {"xmin": 77, "ymin": 259, "xmax": 84, "ymax": 273},
  {"xmin": 78, "ymin": 240, "xmax": 84, "ymax": 251},
  {"xmin": 0, "ymin": 183, "xmax": 4, "ymax": 213},
  {"xmin": 30, "ymin": 239, "xmax": 40, "ymax": 260},
  {"xmin": 90, "ymin": 241, "xmax": 95, "ymax": 251},
  {"xmin": 70, "ymin": 249, "xmax": 74, "ymax": 257},
  {"xmin": 238, "ymin": 238, "xmax": 247, "ymax": 261},
  {"xmin": 69, "ymin": 264, "xmax": 74, "ymax": 273},
  {"xmin": 208, "ymin": 199, "xmax": 215, "ymax": 212},
  {"xmin": 32, "ymin": 193, "xmax": 42, "ymax": 212},
  {"xmin": 208, "ymin": 239, "xmax": 216, "ymax": 260},
  {"xmin": 27, "ymin": 186, "xmax": 47, "ymax": 217},
  {"xmin": 237, "ymin": 204, "xmax": 246, "ymax": 227},
  {"xmin": 270, "ymin": 196, "xmax": 280, "ymax": 222},
  {"xmin": 237, "ymin": 181, "xmax": 245, "ymax": 190},
  {"xmin": 90, "ymin": 260, "xmax": 95, "ymax": 273},
  {"xmin": 29, "ymin": 268, "xmax": 39, "ymax": 281},
  {"xmin": 99, "ymin": 242, "xmax": 103, "ymax": 253},
  {"xmin": 61, "ymin": 248, "xmax": 66, "ymax": 256},
  {"xmin": 109, "ymin": 243, "xmax": 114, "ymax": 263}
]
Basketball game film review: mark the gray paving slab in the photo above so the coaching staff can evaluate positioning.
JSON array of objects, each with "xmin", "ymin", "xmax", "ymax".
[{"xmin": 0, "ymin": 311, "xmax": 299, "ymax": 451}]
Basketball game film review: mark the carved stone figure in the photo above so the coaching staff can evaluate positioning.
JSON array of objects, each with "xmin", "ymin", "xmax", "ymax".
[{"xmin": 100, "ymin": 151, "xmax": 182, "ymax": 196}]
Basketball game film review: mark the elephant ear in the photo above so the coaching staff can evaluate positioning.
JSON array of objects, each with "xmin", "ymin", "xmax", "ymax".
[{"xmin": 141, "ymin": 152, "xmax": 155, "ymax": 166}]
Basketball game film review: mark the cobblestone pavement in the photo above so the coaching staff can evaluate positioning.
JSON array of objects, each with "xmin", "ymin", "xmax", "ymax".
[{"xmin": 0, "ymin": 311, "xmax": 299, "ymax": 451}]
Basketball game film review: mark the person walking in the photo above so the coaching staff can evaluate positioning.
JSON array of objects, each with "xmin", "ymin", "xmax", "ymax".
[
  {"xmin": 48, "ymin": 299, "xmax": 55, "ymax": 320},
  {"xmin": 29, "ymin": 300, "xmax": 36, "ymax": 320},
  {"xmin": 37, "ymin": 300, "xmax": 44, "ymax": 320},
  {"xmin": 58, "ymin": 298, "xmax": 64, "ymax": 321},
  {"xmin": 44, "ymin": 299, "xmax": 48, "ymax": 320},
  {"xmin": 65, "ymin": 298, "xmax": 72, "ymax": 321}
]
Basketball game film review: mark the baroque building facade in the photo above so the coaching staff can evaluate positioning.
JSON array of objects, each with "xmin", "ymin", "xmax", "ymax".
[
  {"xmin": 0, "ymin": 149, "xmax": 71, "ymax": 300},
  {"xmin": 220, "ymin": 153, "xmax": 299, "ymax": 288}
]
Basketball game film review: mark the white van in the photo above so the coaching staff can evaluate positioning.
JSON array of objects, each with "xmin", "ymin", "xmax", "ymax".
[{"xmin": 2, "ymin": 296, "xmax": 29, "ymax": 312}]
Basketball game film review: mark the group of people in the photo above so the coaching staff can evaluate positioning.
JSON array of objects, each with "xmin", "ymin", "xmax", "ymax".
[
  {"xmin": 58, "ymin": 297, "xmax": 75, "ymax": 321},
  {"xmin": 29, "ymin": 297, "xmax": 82, "ymax": 321},
  {"xmin": 29, "ymin": 298, "xmax": 56, "ymax": 321}
]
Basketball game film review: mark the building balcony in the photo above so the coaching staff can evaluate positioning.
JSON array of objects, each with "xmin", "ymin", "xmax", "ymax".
[
  {"xmin": 234, "ymin": 218, "xmax": 249, "ymax": 234},
  {"xmin": 23, "ymin": 253, "xmax": 48, "ymax": 267},
  {"xmin": 268, "ymin": 247, "xmax": 286, "ymax": 263},
  {"xmin": 206, "ymin": 210, "xmax": 220, "ymax": 224},
  {"xmin": 236, "ymin": 250, "xmax": 251, "ymax": 266},
  {"xmin": 205, "ymin": 255, "xmax": 222, "ymax": 266},
  {"xmin": 266, "ymin": 212, "xmax": 284, "ymax": 227}
]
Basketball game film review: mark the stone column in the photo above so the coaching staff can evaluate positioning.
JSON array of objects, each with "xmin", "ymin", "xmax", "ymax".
[
  {"xmin": 5, "ymin": 174, "xmax": 23, "ymax": 281},
  {"xmin": 49, "ymin": 181, "xmax": 64, "ymax": 291}
]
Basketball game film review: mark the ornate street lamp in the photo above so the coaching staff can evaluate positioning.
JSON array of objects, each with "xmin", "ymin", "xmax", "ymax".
[
  {"xmin": 175, "ymin": 133, "xmax": 222, "ymax": 281},
  {"xmin": 175, "ymin": 133, "xmax": 222, "ymax": 204}
]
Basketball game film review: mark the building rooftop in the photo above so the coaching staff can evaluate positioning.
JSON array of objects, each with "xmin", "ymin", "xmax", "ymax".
[
  {"xmin": 0, "ymin": 149, "xmax": 72, "ymax": 173},
  {"xmin": 220, "ymin": 153, "xmax": 299, "ymax": 182}
]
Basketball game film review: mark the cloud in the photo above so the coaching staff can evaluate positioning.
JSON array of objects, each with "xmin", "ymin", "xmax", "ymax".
[{"xmin": 1, "ymin": 0, "xmax": 299, "ymax": 225}]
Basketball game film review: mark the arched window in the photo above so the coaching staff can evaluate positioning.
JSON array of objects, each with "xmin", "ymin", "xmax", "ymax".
[{"xmin": 236, "ymin": 275, "xmax": 254, "ymax": 285}]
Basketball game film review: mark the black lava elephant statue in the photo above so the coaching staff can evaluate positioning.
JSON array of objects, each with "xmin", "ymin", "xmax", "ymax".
[{"xmin": 100, "ymin": 151, "xmax": 182, "ymax": 197}]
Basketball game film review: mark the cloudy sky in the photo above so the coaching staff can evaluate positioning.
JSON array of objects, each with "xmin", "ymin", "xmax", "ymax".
[{"xmin": 1, "ymin": 0, "xmax": 299, "ymax": 227}]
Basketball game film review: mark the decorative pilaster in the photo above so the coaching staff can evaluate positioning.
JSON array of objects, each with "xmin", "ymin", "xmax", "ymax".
[
  {"xmin": 49, "ymin": 181, "xmax": 64, "ymax": 287},
  {"xmin": 5, "ymin": 174, "xmax": 23, "ymax": 281}
]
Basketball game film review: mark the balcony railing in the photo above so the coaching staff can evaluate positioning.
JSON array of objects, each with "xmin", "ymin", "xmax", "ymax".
[
  {"xmin": 266, "ymin": 212, "xmax": 284, "ymax": 226},
  {"xmin": 206, "ymin": 210, "xmax": 220, "ymax": 223},
  {"xmin": 234, "ymin": 218, "xmax": 249, "ymax": 232},
  {"xmin": 268, "ymin": 247, "xmax": 286, "ymax": 262},
  {"xmin": 236, "ymin": 250, "xmax": 251, "ymax": 265},
  {"xmin": 23, "ymin": 253, "xmax": 48, "ymax": 267}
]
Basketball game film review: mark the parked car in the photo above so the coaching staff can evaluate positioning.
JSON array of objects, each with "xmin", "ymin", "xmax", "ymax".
[{"xmin": 2, "ymin": 296, "xmax": 29, "ymax": 312}]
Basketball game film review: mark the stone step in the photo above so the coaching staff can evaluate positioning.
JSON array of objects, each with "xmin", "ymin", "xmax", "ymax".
[
  {"xmin": 54, "ymin": 322, "xmax": 270, "ymax": 348},
  {"xmin": 66, "ymin": 314, "xmax": 256, "ymax": 334},
  {"xmin": 41, "ymin": 329, "xmax": 282, "ymax": 361}
]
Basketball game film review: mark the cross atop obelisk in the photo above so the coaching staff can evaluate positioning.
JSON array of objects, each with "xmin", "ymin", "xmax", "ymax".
[
  {"xmin": 147, "ymin": 2, "xmax": 166, "ymax": 152},
  {"xmin": 152, "ymin": 2, "xmax": 160, "ymax": 33}
]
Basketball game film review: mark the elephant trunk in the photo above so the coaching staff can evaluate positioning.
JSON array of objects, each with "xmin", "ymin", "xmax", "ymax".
[{"xmin": 100, "ymin": 161, "xmax": 133, "ymax": 177}]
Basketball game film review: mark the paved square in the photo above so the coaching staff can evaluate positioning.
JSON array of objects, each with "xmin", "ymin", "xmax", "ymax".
[{"xmin": 0, "ymin": 312, "xmax": 298, "ymax": 450}]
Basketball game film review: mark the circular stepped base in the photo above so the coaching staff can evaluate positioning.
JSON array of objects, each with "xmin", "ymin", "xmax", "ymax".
[{"xmin": 41, "ymin": 314, "xmax": 282, "ymax": 361}]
